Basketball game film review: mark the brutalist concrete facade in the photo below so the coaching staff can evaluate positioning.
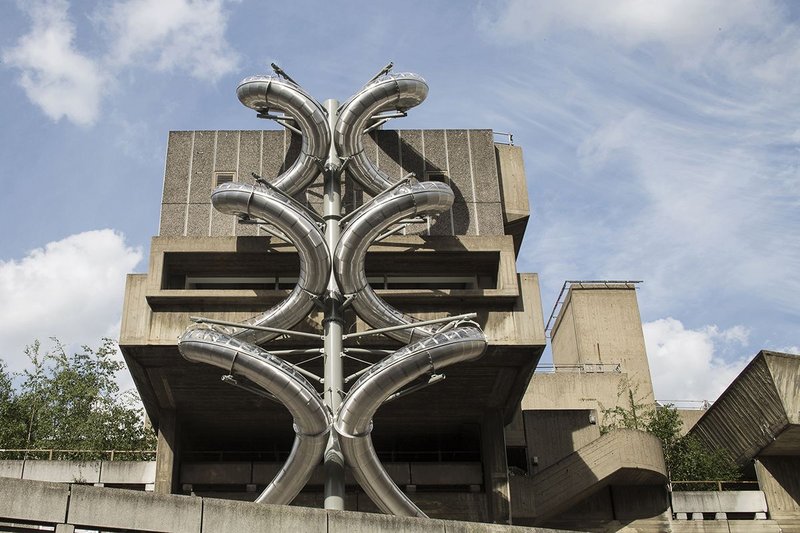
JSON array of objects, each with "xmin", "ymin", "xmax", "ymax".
[{"xmin": 120, "ymin": 128, "xmax": 545, "ymax": 524}]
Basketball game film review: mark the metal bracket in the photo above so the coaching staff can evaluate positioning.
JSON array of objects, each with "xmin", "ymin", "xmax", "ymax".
[
  {"xmin": 221, "ymin": 374, "xmax": 280, "ymax": 403},
  {"xmin": 383, "ymin": 374, "xmax": 446, "ymax": 404}
]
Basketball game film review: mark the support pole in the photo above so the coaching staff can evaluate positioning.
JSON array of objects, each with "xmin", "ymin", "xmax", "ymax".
[{"xmin": 322, "ymin": 99, "xmax": 346, "ymax": 510}]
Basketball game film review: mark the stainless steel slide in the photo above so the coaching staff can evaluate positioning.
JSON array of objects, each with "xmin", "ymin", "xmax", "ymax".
[
  {"xmin": 178, "ymin": 66, "xmax": 488, "ymax": 516},
  {"xmin": 335, "ymin": 326, "xmax": 487, "ymax": 516},
  {"xmin": 237, "ymin": 75, "xmax": 330, "ymax": 196},
  {"xmin": 211, "ymin": 181, "xmax": 329, "ymax": 344},
  {"xmin": 334, "ymin": 179, "xmax": 454, "ymax": 344},
  {"xmin": 179, "ymin": 327, "xmax": 330, "ymax": 504},
  {"xmin": 335, "ymin": 73, "xmax": 428, "ymax": 195}
]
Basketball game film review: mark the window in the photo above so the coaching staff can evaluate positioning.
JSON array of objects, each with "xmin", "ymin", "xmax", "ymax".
[{"xmin": 215, "ymin": 173, "xmax": 235, "ymax": 186}]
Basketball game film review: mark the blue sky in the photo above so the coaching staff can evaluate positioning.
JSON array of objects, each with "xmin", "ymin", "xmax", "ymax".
[{"xmin": 0, "ymin": 0, "xmax": 797, "ymax": 402}]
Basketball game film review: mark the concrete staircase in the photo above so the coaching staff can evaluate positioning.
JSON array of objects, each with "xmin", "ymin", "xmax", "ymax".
[{"xmin": 510, "ymin": 429, "xmax": 668, "ymax": 523}]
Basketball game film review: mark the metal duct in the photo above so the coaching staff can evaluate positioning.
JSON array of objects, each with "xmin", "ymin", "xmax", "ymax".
[
  {"xmin": 211, "ymin": 181, "xmax": 329, "ymax": 344},
  {"xmin": 334, "ymin": 73, "xmax": 428, "ymax": 195},
  {"xmin": 335, "ymin": 326, "xmax": 487, "ymax": 517},
  {"xmin": 334, "ymin": 179, "xmax": 454, "ymax": 344},
  {"xmin": 179, "ymin": 327, "xmax": 330, "ymax": 505},
  {"xmin": 237, "ymin": 75, "xmax": 330, "ymax": 196}
]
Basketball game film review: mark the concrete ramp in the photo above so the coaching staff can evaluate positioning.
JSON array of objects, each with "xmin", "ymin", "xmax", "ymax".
[{"xmin": 510, "ymin": 429, "xmax": 667, "ymax": 522}]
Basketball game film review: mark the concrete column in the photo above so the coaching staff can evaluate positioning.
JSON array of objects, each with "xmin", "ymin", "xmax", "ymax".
[
  {"xmin": 481, "ymin": 409, "xmax": 511, "ymax": 524},
  {"xmin": 755, "ymin": 456, "xmax": 800, "ymax": 518},
  {"xmin": 55, "ymin": 525, "xmax": 75, "ymax": 533},
  {"xmin": 154, "ymin": 410, "xmax": 179, "ymax": 494}
]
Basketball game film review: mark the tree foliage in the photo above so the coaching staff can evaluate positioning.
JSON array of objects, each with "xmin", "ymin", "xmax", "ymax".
[
  {"xmin": 601, "ymin": 386, "xmax": 740, "ymax": 485},
  {"xmin": 0, "ymin": 339, "xmax": 156, "ymax": 458}
]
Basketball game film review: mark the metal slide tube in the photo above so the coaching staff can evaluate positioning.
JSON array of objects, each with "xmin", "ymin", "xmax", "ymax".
[
  {"xmin": 237, "ymin": 76, "xmax": 330, "ymax": 196},
  {"xmin": 211, "ymin": 181, "xmax": 330, "ymax": 344},
  {"xmin": 178, "ymin": 327, "xmax": 330, "ymax": 504},
  {"xmin": 334, "ymin": 73, "xmax": 428, "ymax": 195},
  {"xmin": 335, "ymin": 326, "xmax": 488, "ymax": 516},
  {"xmin": 334, "ymin": 179, "xmax": 454, "ymax": 343}
]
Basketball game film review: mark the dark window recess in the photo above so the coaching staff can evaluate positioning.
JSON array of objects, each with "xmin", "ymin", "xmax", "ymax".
[
  {"xmin": 215, "ymin": 173, "xmax": 234, "ymax": 186},
  {"xmin": 506, "ymin": 446, "xmax": 529, "ymax": 474}
]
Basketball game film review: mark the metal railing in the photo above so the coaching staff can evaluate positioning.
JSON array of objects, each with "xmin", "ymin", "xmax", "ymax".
[
  {"xmin": 535, "ymin": 363, "xmax": 622, "ymax": 374},
  {"xmin": 671, "ymin": 480, "xmax": 759, "ymax": 492},
  {"xmin": 0, "ymin": 449, "xmax": 156, "ymax": 461}
]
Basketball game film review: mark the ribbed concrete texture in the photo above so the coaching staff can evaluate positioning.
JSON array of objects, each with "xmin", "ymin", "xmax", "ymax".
[
  {"xmin": 690, "ymin": 351, "xmax": 800, "ymax": 466},
  {"xmin": 0, "ymin": 477, "xmax": 575, "ymax": 533},
  {"xmin": 159, "ymin": 129, "xmax": 509, "ymax": 239}
]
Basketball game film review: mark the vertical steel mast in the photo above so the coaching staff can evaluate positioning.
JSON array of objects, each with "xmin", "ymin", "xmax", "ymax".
[{"xmin": 322, "ymin": 99, "xmax": 345, "ymax": 510}]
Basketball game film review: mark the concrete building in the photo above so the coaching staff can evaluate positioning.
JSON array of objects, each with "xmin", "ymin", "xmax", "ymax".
[
  {"xmin": 2, "ymin": 120, "xmax": 799, "ymax": 531},
  {"xmin": 118, "ymin": 128, "xmax": 545, "ymax": 524}
]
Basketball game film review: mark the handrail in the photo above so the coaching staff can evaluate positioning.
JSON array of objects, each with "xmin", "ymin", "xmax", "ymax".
[
  {"xmin": 0, "ymin": 449, "xmax": 156, "ymax": 461},
  {"xmin": 671, "ymin": 480, "xmax": 759, "ymax": 491}
]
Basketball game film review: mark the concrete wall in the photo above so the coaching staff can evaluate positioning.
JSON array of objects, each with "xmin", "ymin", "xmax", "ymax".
[
  {"xmin": 159, "ymin": 129, "xmax": 506, "ymax": 239},
  {"xmin": 676, "ymin": 408, "xmax": 706, "ymax": 435},
  {"xmin": 521, "ymin": 372, "xmax": 629, "ymax": 421},
  {"xmin": 756, "ymin": 457, "xmax": 800, "ymax": 519},
  {"xmin": 522, "ymin": 409, "xmax": 599, "ymax": 474},
  {"xmin": 0, "ymin": 477, "xmax": 570, "ymax": 533},
  {"xmin": 549, "ymin": 286, "xmax": 654, "ymax": 404}
]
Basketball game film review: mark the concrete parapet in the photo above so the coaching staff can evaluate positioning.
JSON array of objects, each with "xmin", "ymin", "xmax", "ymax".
[
  {"xmin": 0, "ymin": 477, "xmax": 69, "ymax": 523},
  {"xmin": 202, "ymin": 498, "xmax": 326, "ymax": 532},
  {"xmin": 328, "ymin": 509, "xmax": 443, "ymax": 533},
  {"xmin": 0, "ymin": 460, "xmax": 24, "ymax": 479},
  {"xmin": 671, "ymin": 490, "xmax": 768, "ymax": 515},
  {"xmin": 23, "ymin": 460, "xmax": 101, "ymax": 483},
  {"xmin": 68, "ymin": 484, "xmax": 202, "ymax": 533},
  {"xmin": 0, "ymin": 478, "xmax": 571, "ymax": 533},
  {"xmin": 100, "ymin": 460, "xmax": 156, "ymax": 484}
]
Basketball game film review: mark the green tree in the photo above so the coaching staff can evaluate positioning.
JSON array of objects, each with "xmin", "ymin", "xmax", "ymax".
[
  {"xmin": 0, "ymin": 338, "xmax": 156, "ymax": 458},
  {"xmin": 601, "ymin": 387, "xmax": 741, "ymax": 487}
]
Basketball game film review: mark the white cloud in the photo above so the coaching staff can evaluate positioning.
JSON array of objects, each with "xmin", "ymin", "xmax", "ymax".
[
  {"xmin": 3, "ymin": 0, "xmax": 238, "ymax": 126},
  {"xmin": 2, "ymin": 0, "xmax": 108, "ymax": 126},
  {"xmin": 643, "ymin": 317, "xmax": 750, "ymax": 403},
  {"xmin": 0, "ymin": 230, "xmax": 142, "ymax": 377},
  {"xmin": 479, "ymin": 0, "xmax": 777, "ymax": 57},
  {"xmin": 96, "ymin": 0, "xmax": 238, "ymax": 81}
]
